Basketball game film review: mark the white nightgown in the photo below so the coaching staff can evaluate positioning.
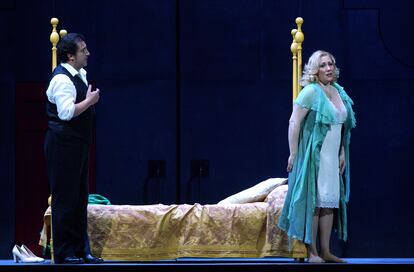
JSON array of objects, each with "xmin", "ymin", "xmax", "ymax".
[{"xmin": 316, "ymin": 99, "xmax": 348, "ymax": 208}]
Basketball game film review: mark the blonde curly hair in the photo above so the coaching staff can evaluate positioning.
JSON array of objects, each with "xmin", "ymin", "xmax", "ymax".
[{"xmin": 300, "ymin": 50, "xmax": 340, "ymax": 86}]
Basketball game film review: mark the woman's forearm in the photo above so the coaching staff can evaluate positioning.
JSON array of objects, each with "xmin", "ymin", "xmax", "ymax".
[
  {"xmin": 288, "ymin": 119, "xmax": 300, "ymax": 156},
  {"xmin": 288, "ymin": 105, "xmax": 308, "ymax": 156}
]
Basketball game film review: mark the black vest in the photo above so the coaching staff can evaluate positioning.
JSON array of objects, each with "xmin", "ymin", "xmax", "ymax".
[{"xmin": 46, "ymin": 64, "xmax": 94, "ymax": 143}]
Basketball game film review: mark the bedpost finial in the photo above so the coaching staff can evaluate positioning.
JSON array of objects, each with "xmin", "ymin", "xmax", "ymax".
[
  {"xmin": 50, "ymin": 17, "xmax": 59, "ymax": 26},
  {"xmin": 291, "ymin": 29, "xmax": 297, "ymax": 39},
  {"xmin": 50, "ymin": 18, "xmax": 60, "ymax": 46},
  {"xmin": 50, "ymin": 18, "xmax": 60, "ymax": 71},
  {"xmin": 291, "ymin": 41, "xmax": 298, "ymax": 55},
  {"xmin": 295, "ymin": 17, "xmax": 303, "ymax": 28},
  {"xmin": 294, "ymin": 18, "xmax": 304, "ymax": 44},
  {"xmin": 60, "ymin": 29, "xmax": 68, "ymax": 38},
  {"xmin": 291, "ymin": 29, "xmax": 298, "ymax": 54}
]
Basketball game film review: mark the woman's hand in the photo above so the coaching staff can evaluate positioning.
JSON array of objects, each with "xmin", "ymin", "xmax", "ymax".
[
  {"xmin": 287, "ymin": 153, "xmax": 295, "ymax": 172},
  {"xmin": 339, "ymin": 147, "xmax": 345, "ymax": 175}
]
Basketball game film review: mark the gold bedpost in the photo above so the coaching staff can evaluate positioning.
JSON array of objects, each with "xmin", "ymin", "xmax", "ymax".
[
  {"xmin": 49, "ymin": 18, "xmax": 67, "ymax": 263},
  {"xmin": 295, "ymin": 18, "xmax": 304, "ymax": 94},
  {"xmin": 50, "ymin": 18, "xmax": 67, "ymax": 72},
  {"xmin": 50, "ymin": 18, "xmax": 59, "ymax": 72},
  {"xmin": 49, "ymin": 18, "xmax": 59, "ymax": 263},
  {"xmin": 291, "ymin": 19, "xmax": 306, "ymax": 262},
  {"xmin": 291, "ymin": 17, "xmax": 304, "ymax": 102},
  {"xmin": 291, "ymin": 29, "xmax": 298, "ymax": 102},
  {"xmin": 47, "ymin": 196, "xmax": 54, "ymax": 263}
]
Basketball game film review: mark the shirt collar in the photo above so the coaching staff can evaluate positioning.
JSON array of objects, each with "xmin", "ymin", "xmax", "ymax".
[{"xmin": 61, "ymin": 62, "xmax": 87, "ymax": 78}]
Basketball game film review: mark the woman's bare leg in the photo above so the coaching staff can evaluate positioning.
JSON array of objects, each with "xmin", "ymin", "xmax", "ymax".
[
  {"xmin": 308, "ymin": 209, "xmax": 324, "ymax": 263},
  {"xmin": 319, "ymin": 208, "xmax": 345, "ymax": 263}
]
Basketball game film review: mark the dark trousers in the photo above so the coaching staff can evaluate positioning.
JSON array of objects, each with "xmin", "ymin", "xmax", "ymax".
[{"xmin": 44, "ymin": 130, "xmax": 91, "ymax": 263}]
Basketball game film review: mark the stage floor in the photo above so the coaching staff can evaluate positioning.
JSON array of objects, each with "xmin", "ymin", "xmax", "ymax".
[{"xmin": 1, "ymin": 258, "xmax": 414, "ymax": 272}]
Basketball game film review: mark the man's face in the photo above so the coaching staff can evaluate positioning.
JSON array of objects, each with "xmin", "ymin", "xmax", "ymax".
[{"xmin": 69, "ymin": 40, "xmax": 90, "ymax": 70}]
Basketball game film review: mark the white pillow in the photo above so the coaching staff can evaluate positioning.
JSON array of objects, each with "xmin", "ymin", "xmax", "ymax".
[{"xmin": 218, "ymin": 178, "xmax": 288, "ymax": 204}]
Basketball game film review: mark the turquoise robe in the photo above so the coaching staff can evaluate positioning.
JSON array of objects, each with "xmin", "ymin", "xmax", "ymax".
[{"xmin": 278, "ymin": 82, "xmax": 356, "ymax": 245}]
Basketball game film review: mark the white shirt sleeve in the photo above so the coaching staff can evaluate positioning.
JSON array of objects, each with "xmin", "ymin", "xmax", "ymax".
[{"xmin": 46, "ymin": 74, "xmax": 76, "ymax": 121}]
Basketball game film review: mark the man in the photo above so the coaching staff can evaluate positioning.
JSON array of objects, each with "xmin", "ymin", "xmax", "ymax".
[{"xmin": 44, "ymin": 33, "xmax": 103, "ymax": 264}]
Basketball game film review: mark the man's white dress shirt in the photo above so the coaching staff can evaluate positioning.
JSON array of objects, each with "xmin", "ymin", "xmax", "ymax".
[{"xmin": 46, "ymin": 63, "xmax": 88, "ymax": 121}]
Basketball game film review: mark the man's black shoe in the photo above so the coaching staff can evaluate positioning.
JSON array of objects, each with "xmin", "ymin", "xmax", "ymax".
[
  {"xmin": 84, "ymin": 254, "xmax": 104, "ymax": 264},
  {"xmin": 62, "ymin": 256, "xmax": 84, "ymax": 264}
]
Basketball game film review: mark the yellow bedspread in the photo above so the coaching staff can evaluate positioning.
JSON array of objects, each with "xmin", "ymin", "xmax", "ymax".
[{"xmin": 41, "ymin": 185, "xmax": 306, "ymax": 260}]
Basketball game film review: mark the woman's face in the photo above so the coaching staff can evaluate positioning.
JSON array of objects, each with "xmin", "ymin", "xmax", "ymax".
[{"xmin": 317, "ymin": 55, "xmax": 335, "ymax": 85}]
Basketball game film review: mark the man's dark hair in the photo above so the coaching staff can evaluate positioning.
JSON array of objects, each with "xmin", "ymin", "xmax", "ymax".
[{"xmin": 57, "ymin": 33, "xmax": 85, "ymax": 63}]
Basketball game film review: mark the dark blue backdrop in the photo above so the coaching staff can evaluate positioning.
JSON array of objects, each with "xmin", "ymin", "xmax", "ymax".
[{"xmin": 1, "ymin": 0, "xmax": 413, "ymax": 258}]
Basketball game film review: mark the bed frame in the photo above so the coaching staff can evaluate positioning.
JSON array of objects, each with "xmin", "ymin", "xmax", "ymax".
[{"xmin": 43, "ymin": 16, "xmax": 306, "ymax": 263}]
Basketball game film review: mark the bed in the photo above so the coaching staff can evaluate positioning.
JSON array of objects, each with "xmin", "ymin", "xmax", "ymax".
[
  {"xmin": 41, "ymin": 178, "xmax": 306, "ymax": 260},
  {"xmin": 41, "ymin": 17, "xmax": 307, "ymax": 261}
]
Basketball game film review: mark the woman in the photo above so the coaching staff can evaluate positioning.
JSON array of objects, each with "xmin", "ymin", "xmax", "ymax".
[{"xmin": 278, "ymin": 50, "xmax": 356, "ymax": 263}]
